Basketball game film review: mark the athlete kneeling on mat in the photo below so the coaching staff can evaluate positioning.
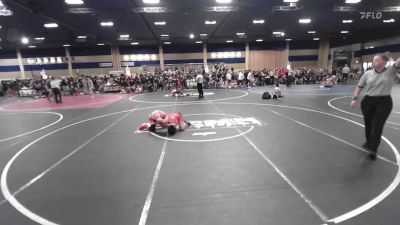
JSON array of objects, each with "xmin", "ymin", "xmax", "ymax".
[{"xmin": 138, "ymin": 110, "xmax": 191, "ymax": 135}]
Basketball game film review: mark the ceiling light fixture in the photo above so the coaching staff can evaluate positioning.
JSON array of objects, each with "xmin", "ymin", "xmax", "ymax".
[
  {"xmin": 44, "ymin": 23, "xmax": 58, "ymax": 28},
  {"xmin": 34, "ymin": 37, "xmax": 45, "ymax": 40},
  {"xmin": 341, "ymin": 30, "xmax": 349, "ymax": 34},
  {"xmin": 120, "ymin": 34, "xmax": 130, "ymax": 38},
  {"xmin": 154, "ymin": 21, "xmax": 166, "ymax": 25},
  {"xmin": 307, "ymin": 31, "xmax": 316, "ymax": 34},
  {"xmin": 205, "ymin": 20, "xmax": 217, "ymax": 25},
  {"xmin": 256, "ymin": 39, "xmax": 263, "ymax": 42},
  {"xmin": 196, "ymin": 41, "xmax": 202, "ymax": 44},
  {"xmin": 131, "ymin": 42, "xmax": 139, "ymax": 45},
  {"xmin": 164, "ymin": 42, "xmax": 171, "ymax": 45},
  {"xmin": 21, "ymin": 37, "xmax": 29, "ymax": 44},
  {"xmin": 236, "ymin": 32, "xmax": 245, "ymax": 36},
  {"xmin": 383, "ymin": 19, "xmax": 395, "ymax": 23},
  {"xmin": 65, "ymin": 0, "xmax": 84, "ymax": 5},
  {"xmin": 28, "ymin": 45, "xmax": 36, "ymax": 48},
  {"xmin": 285, "ymin": 38, "xmax": 292, "ymax": 41},
  {"xmin": 313, "ymin": 38, "xmax": 320, "ymax": 41},
  {"xmin": 200, "ymin": 34, "xmax": 208, "ymax": 36},
  {"xmin": 299, "ymin": 18, "xmax": 311, "ymax": 24},
  {"xmin": 226, "ymin": 40, "xmax": 233, "ymax": 43},
  {"xmin": 63, "ymin": 44, "xmax": 71, "ymax": 47},
  {"xmin": 216, "ymin": 0, "xmax": 232, "ymax": 3},
  {"xmin": 283, "ymin": 0, "xmax": 299, "ymax": 2},
  {"xmin": 345, "ymin": 0, "xmax": 361, "ymax": 4},
  {"xmin": 97, "ymin": 43, "xmax": 105, "ymax": 46},
  {"xmin": 189, "ymin": 33, "xmax": 195, "ymax": 39},
  {"xmin": 100, "ymin": 21, "xmax": 114, "ymax": 27},
  {"xmin": 253, "ymin": 19, "xmax": 265, "ymax": 24},
  {"xmin": 143, "ymin": 0, "xmax": 160, "ymax": 4},
  {"xmin": 342, "ymin": 19, "xmax": 353, "ymax": 23},
  {"xmin": 161, "ymin": 34, "xmax": 169, "ymax": 37},
  {"xmin": 77, "ymin": 35, "xmax": 87, "ymax": 39}
]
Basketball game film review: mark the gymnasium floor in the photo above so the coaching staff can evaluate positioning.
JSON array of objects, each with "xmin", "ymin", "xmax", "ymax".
[{"xmin": 0, "ymin": 84, "xmax": 399, "ymax": 225}]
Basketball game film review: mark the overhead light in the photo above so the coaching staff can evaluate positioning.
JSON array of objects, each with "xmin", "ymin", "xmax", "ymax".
[
  {"xmin": 0, "ymin": 1, "xmax": 13, "ymax": 16},
  {"xmin": 77, "ymin": 35, "xmax": 87, "ymax": 39},
  {"xmin": 196, "ymin": 41, "xmax": 202, "ymax": 44},
  {"xmin": 299, "ymin": 18, "xmax": 311, "ymax": 24},
  {"xmin": 189, "ymin": 33, "xmax": 195, "ymax": 39},
  {"xmin": 21, "ymin": 37, "xmax": 29, "ymax": 44},
  {"xmin": 216, "ymin": 0, "xmax": 232, "ymax": 3},
  {"xmin": 100, "ymin": 21, "xmax": 114, "ymax": 27},
  {"xmin": 383, "ymin": 19, "xmax": 395, "ymax": 23},
  {"xmin": 341, "ymin": 30, "xmax": 349, "ymax": 34},
  {"xmin": 226, "ymin": 40, "xmax": 233, "ymax": 43},
  {"xmin": 253, "ymin": 19, "xmax": 265, "ymax": 24},
  {"xmin": 97, "ymin": 43, "xmax": 105, "ymax": 46},
  {"xmin": 120, "ymin": 34, "xmax": 130, "ymax": 38},
  {"xmin": 65, "ymin": 0, "xmax": 84, "ymax": 4},
  {"xmin": 365, "ymin": 46, "xmax": 374, "ymax": 49},
  {"xmin": 342, "ymin": 20, "xmax": 353, "ymax": 23},
  {"xmin": 307, "ymin": 31, "xmax": 316, "ymax": 34},
  {"xmin": 131, "ymin": 42, "xmax": 139, "ymax": 45},
  {"xmin": 273, "ymin": 31, "xmax": 285, "ymax": 37},
  {"xmin": 63, "ymin": 44, "xmax": 71, "ymax": 47},
  {"xmin": 236, "ymin": 32, "xmax": 245, "ymax": 36},
  {"xmin": 200, "ymin": 34, "xmax": 208, "ymax": 36},
  {"xmin": 164, "ymin": 42, "xmax": 171, "ymax": 45},
  {"xmin": 205, "ymin": 20, "xmax": 217, "ymax": 25},
  {"xmin": 283, "ymin": 0, "xmax": 299, "ymax": 2},
  {"xmin": 313, "ymin": 38, "xmax": 320, "ymax": 41},
  {"xmin": 34, "ymin": 37, "xmax": 45, "ymax": 40},
  {"xmin": 0, "ymin": 25, "xmax": 2, "ymax": 29},
  {"xmin": 143, "ymin": 0, "xmax": 160, "ymax": 4},
  {"xmin": 44, "ymin": 23, "xmax": 58, "ymax": 28},
  {"xmin": 28, "ymin": 45, "xmax": 36, "ymax": 48},
  {"xmin": 161, "ymin": 34, "xmax": 169, "ymax": 37},
  {"xmin": 345, "ymin": 0, "xmax": 361, "ymax": 4},
  {"xmin": 154, "ymin": 21, "xmax": 166, "ymax": 25},
  {"xmin": 285, "ymin": 38, "xmax": 292, "ymax": 41},
  {"xmin": 256, "ymin": 39, "xmax": 263, "ymax": 42}
]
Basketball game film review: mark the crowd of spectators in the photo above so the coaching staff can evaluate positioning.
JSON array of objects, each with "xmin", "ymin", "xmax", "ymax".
[{"xmin": 1, "ymin": 63, "xmax": 395, "ymax": 98}]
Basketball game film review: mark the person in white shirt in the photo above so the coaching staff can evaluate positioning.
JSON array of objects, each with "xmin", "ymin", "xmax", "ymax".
[
  {"xmin": 341, "ymin": 64, "xmax": 351, "ymax": 84},
  {"xmin": 196, "ymin": 72, "xmax": 204, "ymax": 99},
  {"xmin": 50, "ymin": 77, "xmax": 62, "ymax": 104},
  {"xmin": 238, "ymin": 71, "xmax": 244, "ymax": 87}
]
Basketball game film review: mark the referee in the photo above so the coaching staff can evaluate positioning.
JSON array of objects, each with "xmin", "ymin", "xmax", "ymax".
[
  {"xmin": 196, "ymin": 72, "xmax": 204, "ymax": 99},
  {"xmin": 351, "ymin": 53, "xmax": 400, "ymax": 160}
]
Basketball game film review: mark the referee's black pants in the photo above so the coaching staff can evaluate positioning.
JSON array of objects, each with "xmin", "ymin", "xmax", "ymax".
[
  {"xmin": 197, "ymin": 83, "xmax": 203, "ymax": 99},
  {"xmin": 361, "ymin": 95, "xmax": 392, "ymax": 152},
  {"xmin": 52, "ymin": 88, "xmax": 62, "ymax": 103}
]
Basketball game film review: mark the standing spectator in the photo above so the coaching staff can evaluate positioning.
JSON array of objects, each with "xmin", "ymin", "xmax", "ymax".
[
  {"xmin": 50, "ymin": 77, "xmax": 62, "ymax": 104},
  {"xmin": 351, "ymin": 53, "xmax": 400, "ymax": 160},
  {"xmin": 196, "ymin": 72, "xmax": 204, "ymax": 99},
  {"xmin": 342, "ymin": 64, "xmax": 351, "ymax": 84}
]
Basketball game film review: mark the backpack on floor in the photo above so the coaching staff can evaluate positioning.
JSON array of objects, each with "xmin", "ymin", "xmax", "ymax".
[{"xmin": 262, "ymin": 92, "xmax": 271, "ymax": 99}]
